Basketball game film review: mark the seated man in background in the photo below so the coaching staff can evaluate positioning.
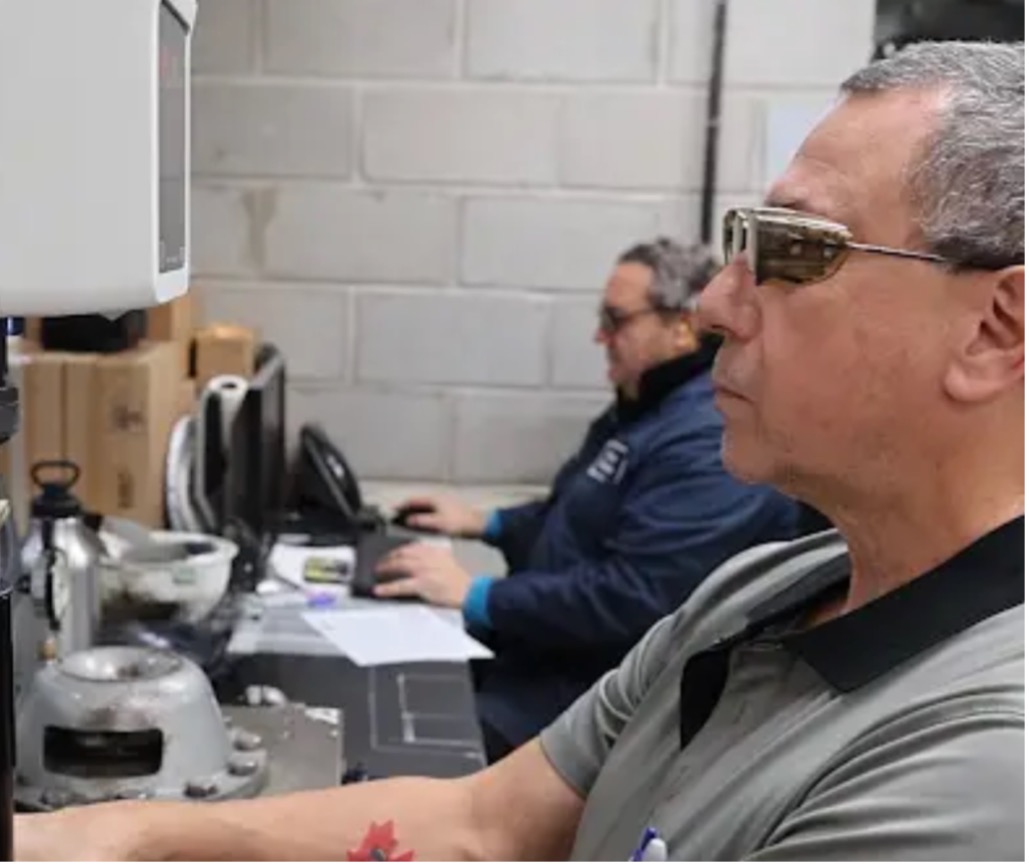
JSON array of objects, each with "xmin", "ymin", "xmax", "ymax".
[{"xmin": 376, "ymin": 238, "xmax": 800, "ymax": 760}]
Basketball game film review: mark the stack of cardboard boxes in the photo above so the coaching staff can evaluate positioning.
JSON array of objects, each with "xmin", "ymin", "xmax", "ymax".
[{"xmin": 3, "ymin": 294, "xmax": 259, "ymax": 530}]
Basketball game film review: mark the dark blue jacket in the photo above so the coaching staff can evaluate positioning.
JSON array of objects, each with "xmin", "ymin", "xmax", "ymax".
[{"xmin": 467, "ymin": 347, "xmax": 801, "ymax": 748}]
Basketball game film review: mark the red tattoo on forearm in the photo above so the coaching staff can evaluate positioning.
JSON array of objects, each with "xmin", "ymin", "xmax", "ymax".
[{"xmin": 347, "ymin": 821, "xmax": 415, "ymax": 861}]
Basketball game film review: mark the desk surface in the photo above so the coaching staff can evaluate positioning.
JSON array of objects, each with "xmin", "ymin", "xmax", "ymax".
[
  {"xmin": 216, "ymin": 534, "xmax": 491, "ymax": 781},
  {"xmin": 219, "ymin": 653, "xmax": 485, "ymax": 780}
]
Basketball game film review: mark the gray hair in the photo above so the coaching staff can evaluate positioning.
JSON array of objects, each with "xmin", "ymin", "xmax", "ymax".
[
  {"xmin": 841, "ymin": 40, "xmax": 1024, "ymax": 269},
  {"xmin": 618, "ymin": 238, "xmax": 720, "ymax": 312}
]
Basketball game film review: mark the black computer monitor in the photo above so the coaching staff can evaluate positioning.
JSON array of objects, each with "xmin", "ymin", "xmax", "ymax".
[{"xmin": 224, "ymin": 344, "xmax": 286, "ymax": 546}]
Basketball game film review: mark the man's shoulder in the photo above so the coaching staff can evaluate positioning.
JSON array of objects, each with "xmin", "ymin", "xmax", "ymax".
[
  {"xmin": 662, "ymin": 530, "xmax": 847, "ymax": 647},
  {"xmin": 904, "ymin": 603, "xmax": 1024, "ymax": 708},
  {"xmin": 662, "ymin": 529, "xmax": 1024, "ymax": 706},
  {"xmin": 619, "ymin": 378, "xmax": 721, "ymax": 455},
  {"xmin": 660, "ymin": 372, "xmax": 718, "ymax": 422}
]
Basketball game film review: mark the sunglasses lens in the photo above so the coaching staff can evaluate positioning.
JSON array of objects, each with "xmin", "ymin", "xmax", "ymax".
[
  {"xmin": 753, "ymin": 218, "xmax": 848, "ymax": 285},
  {"xmin": 722, "ymin": 212, "xmax": 736, "ymax": 264},
  {"xmin": 722, "ymin": 210, "xmax": 750, "ymax": 264},
  {"xmin": 722, "ymin": 207, "xmax": 850, "ymax": 286}
]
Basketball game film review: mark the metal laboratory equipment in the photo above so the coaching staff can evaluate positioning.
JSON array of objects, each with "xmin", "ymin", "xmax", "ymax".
[
  {"xmin": 0, "ymin": 1, "xmax": 197, "ymax": 856},
  {"xmin": 19, "ymin": 461, "xmax": 105, "ymax": 664}
]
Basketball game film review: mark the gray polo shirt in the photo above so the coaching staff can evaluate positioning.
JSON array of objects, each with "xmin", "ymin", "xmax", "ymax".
[{"xmin": 540, "ymin": 519, "xmax": 1024, "ymax": 860}]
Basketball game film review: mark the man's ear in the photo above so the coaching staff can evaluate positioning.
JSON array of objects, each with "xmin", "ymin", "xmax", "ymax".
[{"xmin": 944, "ymin": 266, "xmax": 1024, "ymax": 403}]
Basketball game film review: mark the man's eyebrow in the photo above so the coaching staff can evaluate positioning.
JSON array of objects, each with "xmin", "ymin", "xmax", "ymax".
[{"xmin": 762, "ymin": 194, "xmax": 836, "ymax": 221}]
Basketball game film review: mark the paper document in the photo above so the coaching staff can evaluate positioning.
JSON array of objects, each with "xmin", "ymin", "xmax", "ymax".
[{"xmin": 300, "ymin": 606, "xmax": 494, "ymax": 666}]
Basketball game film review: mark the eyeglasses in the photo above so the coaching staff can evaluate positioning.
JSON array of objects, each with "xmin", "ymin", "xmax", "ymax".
[
  {"xmin": 597, "ymin": 306, "xmax": 666, "ymax": 335},
  {"xmin": 722, "ymin": 206, "xmax": 961, "ymax": 287}
]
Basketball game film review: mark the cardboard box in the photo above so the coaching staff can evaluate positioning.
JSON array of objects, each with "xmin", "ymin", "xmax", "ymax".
[
  {"xmin": 14, "ymin": 343, "xmax": 186, "ymax": 527},
  {"xmin": 146, "ymin": 293, "xmax": 195, "ymax": 341},
  {"xmin": 147, "ymin": 293, "xmax": 196, "ymax": 377},
  {"xmin": 2, "ymin": 344, "xmax": 41, "ymax": 528},
  {"xmin": 10, "ymin": 350, "xmax": 95, "ymax": 520},
  {"xmin": 63, "ymin": 353, "xmax": 103, "ymax": 509},
  {"xmin": 90, "ymin": 342, "xmax": 183, "ymax": 527},
  {"xmin": 176, "ymin": 379, "xmax": 197, "ymax": 419},
  {"xmin": 195, "ymin": 324, "xmax": 257, "ymax": 390},
  {"xmin": 22, "ymin": 318, "xmax": 41, "ymax": 344},
  {"xmin": 21, "ymin": 351, "xmax": 66, "ymax": 483}
]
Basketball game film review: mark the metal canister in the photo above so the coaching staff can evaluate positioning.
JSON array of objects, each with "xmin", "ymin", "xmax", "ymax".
[{"xmin": 19, "ymin": 461, "xmax": 103, "ymax": 657}]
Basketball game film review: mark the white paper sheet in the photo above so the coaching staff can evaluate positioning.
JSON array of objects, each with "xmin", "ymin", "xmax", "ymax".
[{"xmin": 300, "ymin": 605, "xmax": 494, "ymax": 666}]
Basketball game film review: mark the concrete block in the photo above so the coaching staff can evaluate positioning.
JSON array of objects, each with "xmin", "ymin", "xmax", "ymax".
[
  {"xmin": 551, "ymin": 297, "xmax": 608, "ymax": 390},
  {"xmin": 192, "ymin": 0, "xmax": 258, "ymax": 74},
  {"xmin": 362, "ymin": 89, "xmax": 560, "ymax": 185},
  {"xmin": 356, "ymin": 291, "xmax": 549, "ymax": 387},
  {"xmin": 466, "ymin": 0, "xmax": 659, "ymax": 82},
  {"xmin": 265, "ymin": 0, "xmax": 457, "ymax": 78},
  {"xmin": 288, "ymin": 386, "xmax": 451, "ymax": 480},
  {"xmin": 191, "ymin": 183, "xmax": 256, "ymax": 277},
  {"xmin": 570, "ymin": 89, "xmax": 758, "ymax": 195},
  {"xmin": 715, "ymin": 191, "xmax": 765, "ymax": 218},
  {"xmin": 559, "ymin": 91, "xmax": 691, "ymax": 190},
  {"xmin": 198, "ymin": 281, "xmax": 350, "ymax": 380},
  {"xmin": 193, "ymin": 83, "xmax": 353, "ymax": 178},
  {"xmin": 655, "ymin": 194, "xmax": 704, "ymax": 246},
  {"xmin": 667, "ymin": 0, "xmax": 717, "ymax": 85},
  {"xmin": 724, "ymin": 0, "xmax": 877, "ymax": 87},
  {"xmin": 453, "ymin": 392, "xmax": 607, "ymax": 483},
  {"xmin": 462, "ymin": 197, "xmax": 662, "ymax": 291},
  {"xmin": 264, "ymin": 186, "xmax": 456, "ymax": 283},
  {"xmin": 758, "ymin": 93, "xmax": 838, "ymax": 190},
  {"xmin": 715, "ymin": 93, "xmax": 764, "ymax": 193}
]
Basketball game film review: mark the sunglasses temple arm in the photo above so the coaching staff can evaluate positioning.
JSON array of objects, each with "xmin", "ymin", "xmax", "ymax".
[{"xmin": 847, "ymin": 241, "xmax": 952, "ymax": 265}]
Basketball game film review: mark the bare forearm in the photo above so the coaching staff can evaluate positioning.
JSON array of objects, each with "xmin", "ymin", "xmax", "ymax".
[
  {"xmin": 128, "ymin": 777, "xmax": 481, "ymax": 861},
  {"xmin": 16, "ymin": 742, "xmax": 583, "ymax": 862}
]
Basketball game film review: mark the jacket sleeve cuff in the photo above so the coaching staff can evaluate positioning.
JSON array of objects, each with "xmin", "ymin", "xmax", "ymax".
[
  {"xmin": 462, "ymin": 575, "xmax": 496, "ymax": 629},
  {"xmin": 481, "ymin": 509, "xmax": 504, "ymax": 544}
]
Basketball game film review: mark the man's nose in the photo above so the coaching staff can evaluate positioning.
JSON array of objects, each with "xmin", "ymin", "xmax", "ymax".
[
  {"xmin": 594, "ymin": 324, "xmax": 610, "ymax": 346},
  {"xmin": 696, "ymin": 256, "xmax": 759, "ymax": 341}
]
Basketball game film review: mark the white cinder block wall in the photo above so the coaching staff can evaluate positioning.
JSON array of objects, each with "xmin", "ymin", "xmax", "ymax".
[{"xmin": 191, "ymin": 0, "xmax": 876, "ymax": 483}]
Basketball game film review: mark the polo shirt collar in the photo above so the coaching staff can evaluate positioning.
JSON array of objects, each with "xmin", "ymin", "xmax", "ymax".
[{"xmin": 752, "ymin": 516, "xmax": 1025, "ymax": 692}]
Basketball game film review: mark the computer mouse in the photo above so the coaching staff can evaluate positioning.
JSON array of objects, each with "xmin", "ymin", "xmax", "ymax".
[{"xmin": 391, "ymin": 502, "xmax": 438, "ymax": 529}]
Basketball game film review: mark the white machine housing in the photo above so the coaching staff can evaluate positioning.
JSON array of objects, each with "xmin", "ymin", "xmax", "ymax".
[{"xmin": 0, "ymin": 0, "xmax": 197, "ymax": 315}]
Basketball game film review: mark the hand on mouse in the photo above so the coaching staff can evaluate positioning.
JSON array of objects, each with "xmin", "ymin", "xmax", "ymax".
[
  {"xmin": 373, "ymin": 544, "xmax": 472, "ymax": 608},
  {"xmin": 394, "ymin": 495, "xmax": 487, "ymax": 539}
]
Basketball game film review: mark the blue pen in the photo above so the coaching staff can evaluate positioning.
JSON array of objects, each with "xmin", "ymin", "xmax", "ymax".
[
  {"xmin": 306, "ymin": 591, "xmax": 338, "ymax": 609},
  {"xmin": 630, "ymin": 827, "xmax": 667, "ymax": 862}
]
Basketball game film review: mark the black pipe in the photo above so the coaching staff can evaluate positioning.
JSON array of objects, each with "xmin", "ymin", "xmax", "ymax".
[
  {"xmin": 700, "ymin": 0, "xmax": 729, "ymax": 246},
  {"xmin": 0, "ymin": 588, "xmax": 11, "ymax": 860},
  {"xmin": 0, "ymin": 326, "xmax": 17, "ymax": 861}
]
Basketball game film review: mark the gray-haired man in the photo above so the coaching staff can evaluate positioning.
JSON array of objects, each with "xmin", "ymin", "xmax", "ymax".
[{"xmin": 17, "ymin": 40, "xmax": 1024, "ymax": 861}]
